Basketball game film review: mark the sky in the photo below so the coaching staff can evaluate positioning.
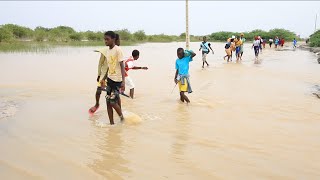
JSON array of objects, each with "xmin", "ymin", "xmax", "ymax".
[{"xmin": 0, "ymin": 1, "xmax": 320, "ymax": 38}]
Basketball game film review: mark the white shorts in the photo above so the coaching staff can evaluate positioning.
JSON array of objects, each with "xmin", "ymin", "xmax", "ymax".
[
  {"xmin": 125, "ymin": 76, "xmax": 135, "ymax": 89},
  {"xmin": 202, "ymin": 53, "xmax": 207, "ymax": 62}
]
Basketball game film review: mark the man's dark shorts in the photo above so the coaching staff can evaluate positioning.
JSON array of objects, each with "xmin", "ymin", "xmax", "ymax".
[{"xmin": 105, "ymin": 78, "xmax": 122, "ymax": 104}]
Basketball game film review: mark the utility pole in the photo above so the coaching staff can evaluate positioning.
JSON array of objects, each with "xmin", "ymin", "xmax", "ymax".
[
  {"xmin": 315, "ymin": 14, "xmax": 318, "ymax": 33},
  {"xmin": 186, "ymin": 0, "xmax": 190, "ymax": 50}
]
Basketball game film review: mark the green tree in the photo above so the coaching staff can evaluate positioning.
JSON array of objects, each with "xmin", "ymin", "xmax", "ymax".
[
  {"xmin": 85, "ymin": 31, "xmax": 103, "ymax": 41},
  {"xmin": 2, "ymin": 24, "xmax": 33, "ymax": 39},
  {"xmin": 309, "ymin": 30, "xmax": 320, "ymax": 47},
  {"xmin": 35, "ymin": 26, "xmax": 51, "ymax": 32},
  {"xmin": 0, "ymin": 27, "xmax": 14, "ymax": 42},
  {"xmin": 179, "ymin": 33, "xmax": 186, "ymax": 38},
  {"xmin": 34, "ymin": 29, "xmax": 46, "ymax": 42},
  {"xmin": 268, "ymin": 28, "xmax": 296, "ymax": 40},
  {"xmin": 47, "ymin": 26, "xmax": 76, "ymax": 42},
  {"xmin": 148, "ymin": 34, "xmax": 176, "ymax": 42},
  {"xmin": 69, "ymin": 33, "xmax": 82, "ymax": 41},
  {"xmin": 246, "ymin": 29, "xmax": 268, "ymax": 40},
  {"xmin": 133, "ymin": 30, "xmax": 146, "ymax": 41},
  {"xmin": 116, "ymin": 29, "xmax": 132, "ymax": 41},
  {"xmin": 209, "ymin": 31, "xmax": 234, "ymax": 41},
  {"xmin": 33, "ymin": 26, "xmax": 50, "ymax": 42}
]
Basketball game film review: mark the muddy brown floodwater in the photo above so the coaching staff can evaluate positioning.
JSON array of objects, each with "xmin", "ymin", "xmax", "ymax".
[{"xmin": 0, "ymin": 42, "xmax": 320, "ymax": 179}]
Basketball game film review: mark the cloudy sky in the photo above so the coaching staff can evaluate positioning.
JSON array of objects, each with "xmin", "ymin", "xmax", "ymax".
[{"xmin": 1, "ymin": 1, "xmax": 319, "ymax": 37}]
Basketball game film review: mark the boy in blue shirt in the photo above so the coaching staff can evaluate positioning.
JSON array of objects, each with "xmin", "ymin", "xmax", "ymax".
[
  {"xmin": 199, "ymin": 36, "xmax": 214, "ymax": 69},
  {"xmin": 293, "ymin": 38, "xmax": 297, "ymax": 48},
  {"xmin": 174, "ymin": 48, "xmax": 196, "ymax": 103}
]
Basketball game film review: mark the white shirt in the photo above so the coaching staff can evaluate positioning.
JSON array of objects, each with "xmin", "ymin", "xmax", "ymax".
[{"xmin": 253, "ymin": 40, "xmax": 260, "ymax": 47}]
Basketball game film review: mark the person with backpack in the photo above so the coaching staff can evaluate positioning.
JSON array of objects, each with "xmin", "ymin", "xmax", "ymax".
[
  {"xmin": 224, "ymin": 40, "xmax": 232, "ymax": 62},
  {"xmin": 252, "ymin": 36, "xmax": 261, "ymax": 62},
  {"xmin": 199, "ymin": 36, "xmax": 214, "ymax": 69}
]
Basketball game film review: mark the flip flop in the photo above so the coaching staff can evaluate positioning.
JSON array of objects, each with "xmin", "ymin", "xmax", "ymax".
[{"xmin": 88, "ymin": 105, "xmax": 99, "ymax": 114}]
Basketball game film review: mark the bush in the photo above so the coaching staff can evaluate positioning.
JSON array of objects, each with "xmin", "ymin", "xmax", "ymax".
[
  {"xmin": 209, "ymin": 31, "xmax": 235, "ymax": 41},
  {"xmin": 148, "ymin": 34, "xmax": 176, "ymax": 42},
  {"xmin": 268, "ymin": 28, "xmax": 296, "ymax": 40},
  {"xmin": 0, "ymin": 23, "xmax": 301, "ymax": 44},
  {"xmin": 115, "ymin": 29, "xmax": 132, "ymax": 41},
  {"xmin": 85, "ymin": 31, "xmax": 103, "ymax": 41},
  {"xmin": 246, "ymin": 29, "xmax": 268, "ymax": 40},
  {"xmin": 69, "ymin": 33, "xmax": 82, "ymax": 41},
  {"xmin": 0, "ymin": 27, "xmax": 14, "ymax": 42},
  {"xmin": 310, "ymin": 30, "xmax": 320, "ymax": 47},
  {"xmin": 179, "ymin": 33, "xmax": 186, "ymax": 38},
  {"xmin": 133, "ymin": 30, "xmax": 146, "ymax": 41},
  {"xmin": 208, "ymin": 29, "xmax": 297, "ymax": 42},
  {"xmin": 46, "ymin": 26, "xmax": 76, "ymax": 42},
  {"xmin": 34, "ymin": 29, "xmax": 47, "ymax": 42},
  {"xmin": 1, "ymin": 24, "xmax": 33, "ymax": 39}
]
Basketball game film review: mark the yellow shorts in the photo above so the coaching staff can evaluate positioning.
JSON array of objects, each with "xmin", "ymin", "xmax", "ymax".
[{"xmin": 178, "ymin": 78, "xmax": 188, "ymax": 92}]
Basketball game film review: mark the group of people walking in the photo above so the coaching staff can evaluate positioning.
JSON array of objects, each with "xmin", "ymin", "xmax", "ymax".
[
  {"xmin": 88, "ymin": 31, "xmax": 298, "ymax": 125},
  {"xmin": 88, "ymin": 31, "xmax": 148, "ymax": 125},
  {"xmin": 269, "ymin": 37, "xmax": 285, "ymax": 48},
  {"xmin": 223, "ymin": 34, "xmax": 246, "ymax": 62}
]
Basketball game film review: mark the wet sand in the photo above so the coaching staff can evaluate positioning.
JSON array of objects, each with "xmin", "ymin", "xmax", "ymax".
[{"xmin": 0, "ymin": 42, "xmax": 320, "ymax": 179}]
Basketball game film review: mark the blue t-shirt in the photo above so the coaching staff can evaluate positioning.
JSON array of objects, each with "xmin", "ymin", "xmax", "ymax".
[
  {"xmin": 200, "ymin": 42, "xmax": 210, "ymax": 52},
  {"xmin": 175, "ymin": 55, "xmax": 192, "ymax": 75},
  {"xmin": 293, "ymin": 40, "xmax": 297, "ymax": 45}
]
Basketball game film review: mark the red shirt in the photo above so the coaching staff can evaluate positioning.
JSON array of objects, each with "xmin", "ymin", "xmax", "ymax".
[{"xmin": 124, "ymin": 56, "xmax": 134, "ymax": 77}]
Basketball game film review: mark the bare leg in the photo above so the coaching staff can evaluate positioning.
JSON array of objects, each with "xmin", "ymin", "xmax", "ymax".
[
  {"xmin": 107, "ymin": 101, "xmax": 123, "ymax": 125},
  {"xmin": 111, "ymin": 103, "xmax": 122, "ymax": 117},
  {"xmin": 180, "ymin": 92, "xmax": 190, "ymax": 103},
  {"xmin": 95, "ymin": 89, "xmax": 101, "ymax": 107},
  {"xmin": 107, "ymin": 102, "xmax": 114, "ymax": 125},
  {"xmin": 130, "ymin": 88, "xmax": 134, "ymax": 99},
  {"xmin": 117, "ymin": 96, "xmax": 121, "ymax": 110},
  {"xmin": 180, "ymin": 93, "xmax": 185, "ymax": 102}
]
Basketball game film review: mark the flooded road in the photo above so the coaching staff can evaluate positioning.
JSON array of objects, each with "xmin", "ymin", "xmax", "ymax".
[{"xmin": 0, "ymin": 42, "xmax": 320, "ymax": 179}]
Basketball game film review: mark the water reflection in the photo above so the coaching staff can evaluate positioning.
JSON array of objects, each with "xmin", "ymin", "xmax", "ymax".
[
  {"xmin": 88, "ymin": 126, "xmax": 130, "ymax": 179},
  {"xmin": 170, "ymin": 104, "xmax": 191, "ymax": 164}
]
